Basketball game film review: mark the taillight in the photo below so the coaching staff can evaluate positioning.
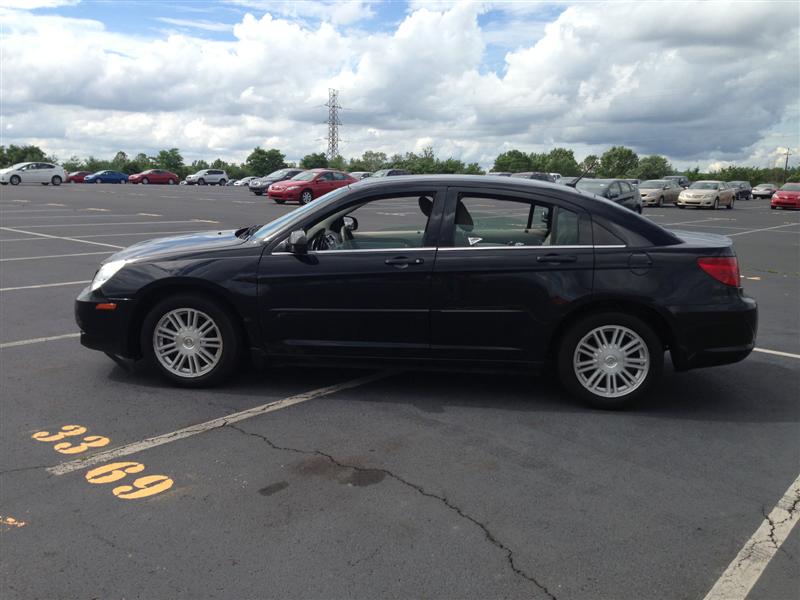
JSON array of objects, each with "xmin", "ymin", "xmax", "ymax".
[{"xmin": 697, "ymin": 257, "xmax": 740, "ymax": 287}]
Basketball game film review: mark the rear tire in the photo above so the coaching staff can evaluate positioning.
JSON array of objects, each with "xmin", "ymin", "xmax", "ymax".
[
  {"xmin": 141, "ymin": 294, "xmax": 241, "ymax": 387},
  {"xmin": 274, "ymin": 199, "xmax": 286, "ymax": 204},
  {"xmin": 51, "ymin": 176, "xmax": 62, "ymax": 186},
  {"xmin": 218, "ymin": 179, "xmax": 226, "ymax": 186},
  {"xmin": 557, "ymin": 311, "xmax": 663, "ymax": 410},
  {"xmin": 168, "ymin": 179, "xmax": 176, "ymax": 185}
]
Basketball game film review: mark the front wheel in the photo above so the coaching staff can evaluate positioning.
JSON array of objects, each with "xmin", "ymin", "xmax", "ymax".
[
  {"xmin": 142, "ymin": 177, "xmax": 149, "ymax": 184},
  {"xmin": 141, "ymin": 294, "xmax": 241, "ymax": 387},
  {"xmin": 657, "ymin": 196, "xmax": 663, "ymax": 207},
  {"xmin": 198, "ymin": 178, "xmax": 206, "ymax": 186},
  {"xmin": 713, "ymin": 197, "xmax": 719, "ymax": 210},
  {"xmin": 10, "ymin": 175, "xmax": 20, "ymax": 185},
  {"xmin": 299, "ymin": 190, "xmax": 313, "ymax": 205},
  {"xmin": 557, "ymin": 312, "xmax": 663, "ymax": 409},
  {"xmin": 727, "ymin": 197, "xmax": 734, "ymax": 209}
]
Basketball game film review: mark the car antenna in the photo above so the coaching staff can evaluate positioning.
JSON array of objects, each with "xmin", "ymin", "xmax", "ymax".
[{"xmin": 567, "ymin": 159, "xmax": 599, "ymax": 188}]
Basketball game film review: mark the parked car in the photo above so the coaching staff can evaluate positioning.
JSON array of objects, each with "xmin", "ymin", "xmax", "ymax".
[
  {"xmin": 511, "ymin": 172, "xmax": 554, "ymax": 182},
  {"xmin": 129, "ymin": 169, "xmax": 179, "ymax": 185},
  {"xmin": 560, "ymin": 176, "xmax": 579, "ymax": 186},
  {"xmin": 67, "ymin": 171, "xmax": 91, "ymax": 183},
  {"xmin": 226, "ymin": 180, "xmax": 238, "ymax": 186},
  {"xmin": 249, "ymin": 168, "xmax": 304, "ymax": 196},
  {"xmin": 664, "ymin": 175, "xmax": 691, "ymax": 188},
  {"xmin": 84, "ymin": 170, "xmax": 129, "ymax": 184},
  {"xmin": 487, "ymin": 172, "xmax": 512, "ymax": 177},
  {"xmin": 348, "ymin": 171, "xmax": 373, "ymax": 180},
  {"xmin": 372, "ymin": 169, "xmax": 410, "ymax": 177},
  {"xmin": 75, "ymin": 175, "xmax": 757, "ymax": 409},
  {"xmin": 549, "ymin": 173, "xmax": 563, "ymax": 184},
  {"xmin": 638, "ymin": 179, "xmax": 682, "ymax": 207},
  {"xmin": 677, "ymin": 181, "xmax": 735, "ymax": 209},
  {"xmin": 624, "ymin": 179, "xmax": 640, "ymax": 187},
  {"xmin": 728, "ymin": 181, "xmax": 752, "ymax": 200},
  {"xmin": 0, "ymin": 162, "xmax": 66, "ymax": 186},
  {"xmin": 184, "ymin": 169, "xmax": 228, "ymax": 186},
  {"xmin": 752, "ymin": 183, "xmax": 779, "ymax": 199},
  {"xmin": 268, "ymin": 169, "xmax": 357, "ymax": 204},
  {"xmin": 575, "ymin": 178, "xmax": 643, "ymax": 213},
  {"xmin": 234, "ymin": 176, "xmax": 256, "ymax": 187},
  {"xmin": 770, "ymin": 182, "xmax": 800, "ymax": 210}
]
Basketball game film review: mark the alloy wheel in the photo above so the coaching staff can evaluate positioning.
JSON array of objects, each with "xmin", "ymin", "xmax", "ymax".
[
  {"xmin": 572, "ymin": 325, "xmax": 650, "ymax": 399},
  {"xmin": 152, "ymin": 308, "xmax": 223, "ymax": 378}
]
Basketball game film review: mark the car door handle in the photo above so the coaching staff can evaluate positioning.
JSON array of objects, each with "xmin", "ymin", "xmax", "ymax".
[
  {"xmin": 536, "ymin": 254, "xmax": 577, "ymax": 263},
  {"xmin": 385, "ymin": 256, "xmax": 424, "ymax": 268}
]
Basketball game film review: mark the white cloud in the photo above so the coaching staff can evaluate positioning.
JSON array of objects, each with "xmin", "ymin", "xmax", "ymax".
[
  {"xmin": 224, "ymin": 0, "xmax": 376, "ymax": 25},
  {"xmin": 0, "ymin": 1, "xmax": 797, "ymax": 171},
  {"xmin": 155, "ymin": 17, "xmax": 234, "ymax": 32},
  {"xmin": 0, "ymin": 0, "xmax": 78, "ymax": 8}
]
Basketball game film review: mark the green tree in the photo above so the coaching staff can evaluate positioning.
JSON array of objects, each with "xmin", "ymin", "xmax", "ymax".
[
  {"xmin": 156, "ymin": 148, "xmax": 184, "ymax": 175},
  {"xmin": 636, "ymin": 155, "xmax": 672, "ymax": 180},
  {"xmin": 544, "ymin": 148, "xmax": 580, "ymax": 176},
  {"xmin": 580, "ymin": 154, "xmax": 599, "ymax": 175},
  {"xmin": 111, "ymin": 151, "xmax": 129, "ymax": 172},
  {"xmin": 462, "ymin": 162, "xmax": 485, "ymax": 175},
  {"xmin": 528, "ymin": 152, "xmax": 548, "ymax": 172},
  {"xmin": 599, "ymin": 146, "xmax": 639, "ymax": 178},
  {"xmin": 328, "ymin": 155, "xmax": 347, "ymax": 170},
  {"xmin": 62, "ymin": 155, "xmax": 83, "ymax": 172},
  {"xmin": 246, "ymin": 147, "xmax": 286, "ymax": 176},
  {"xmin": 0, "ymin": 144, "xmax": 48, "ymax": 167},
  {"xmin": 129, "ymin": 153, "xmax": 154, "ymax": 174},
  {"xmin": 190, "ymin": 159, "xmax": 209, "ymax": 172},
  {"xmin": 493, "ymin": 149, "xmax": 531, "ymax": 173},
  {"xmin": 300, "ymin": 153, "xmax": 328, "ymax": 169}
]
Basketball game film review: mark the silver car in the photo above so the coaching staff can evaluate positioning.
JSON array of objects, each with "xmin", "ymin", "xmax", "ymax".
[
  {"xmin": 677, "ymin": 181, "xmax": 735, "ymax": 209},
  {"xmin": 639, "ymin": 179, "xmax": 682, "ymax": 206},
  {"xmin": 184, "ymin": 169, "xmax": 228, "ymax": 186}
]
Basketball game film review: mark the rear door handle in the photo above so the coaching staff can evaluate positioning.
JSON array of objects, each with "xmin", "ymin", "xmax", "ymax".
[
  {"xmin": 385, "ymin": 256, "xmax": 424, "ymax": 268},
  {"xmin": 536, "ymin": 254, "xmax": 577, "ymax": 263}
]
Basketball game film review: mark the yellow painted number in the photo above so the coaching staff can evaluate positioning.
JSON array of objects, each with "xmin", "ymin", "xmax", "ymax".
[
  {"xmin": 113, "ymin": 475, "xmax": 174, "ymax": 500},
  {"xmin": 54, "ymin": 435, "xmax": 110, "ymax": 454},
  {"xmin": 32, "ymin": 425, "xmax": 86, "ymax": 442},
  {"xmin": 85, "ymin": 461, "xmax": 145, "ymax": 484}
]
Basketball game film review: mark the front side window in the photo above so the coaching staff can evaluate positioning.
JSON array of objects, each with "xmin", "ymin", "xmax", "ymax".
[
  {"xmin": 304, "ymin": 194, "xmax": 434, "ymax": 252},
  {"xmin": 449, "ymin": 196, "xmax": 581, "ymax": 248}
]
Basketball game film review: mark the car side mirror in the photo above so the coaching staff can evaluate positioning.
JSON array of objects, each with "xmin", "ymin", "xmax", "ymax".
[
  {"xmin": 342, "ymin": 216, "xmax": 358, "ymax": 231},
  {"xmin": 287, "ymin": 230, "xmax": 308, "ymax": 254}
]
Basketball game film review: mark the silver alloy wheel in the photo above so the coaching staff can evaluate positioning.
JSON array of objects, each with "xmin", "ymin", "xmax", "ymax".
[
  {"xmin": 142, "ymin": 177, "xmax": 149, "ymax": 184},
  {"xmin": 301, "ymin": 190, "xmax": 313, "ymax": 204},
  {"xmin": 573, "ymin": 325, "xmax": 650, "ymax": 398},
  {"xmin": 153, "ymin": 308, "xmax": 223, "ymax": 378}
]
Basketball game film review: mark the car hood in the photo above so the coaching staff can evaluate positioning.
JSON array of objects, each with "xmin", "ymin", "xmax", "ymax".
[
  {"xmin": 776, "ymin": 190, "xmax": 800, "ymax": 196},
  {"xmin": 250, "ymin": 176, "xmax": 282, "ymax": 186},
  {"xmin": 107, "ymin": 229, "xmax": 250, "ymax": 262},
  {"xmin": 269, "ymin": 180, "xmax": 306, "ymax": 189},
  {"xmin": 0, "ymin": 167, "xmax": 14, "ymax": 174}
]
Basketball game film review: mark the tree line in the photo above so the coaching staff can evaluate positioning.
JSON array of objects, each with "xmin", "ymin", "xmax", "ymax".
[{"xmin": 0, "ymin": 143, "xmax": 796, "ymax": 184}]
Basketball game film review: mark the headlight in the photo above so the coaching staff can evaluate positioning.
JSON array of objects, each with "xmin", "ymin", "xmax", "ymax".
[
  {"xmin": 287, "ymin": 185, "xmax": 300, "ymax": 190},
  {"xmin": 91, "ymin": 259, "xmax": 128, "ymax": 291}
]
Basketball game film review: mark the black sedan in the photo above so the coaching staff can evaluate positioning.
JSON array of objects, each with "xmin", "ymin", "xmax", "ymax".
[
  {"xmin": 575, "ymin": 178, "xmax": 643, "ymax": 213},
  {"xmin": 75, "ymin": 175, "xmax": 757, "ymax": 409},
  {"xmin": 248, "ymin": 168, "xmax": 304, "ymax": 196}
]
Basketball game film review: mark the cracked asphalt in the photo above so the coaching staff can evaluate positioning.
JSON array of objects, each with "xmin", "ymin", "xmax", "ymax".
[{"xmin": 1, "ymin": 184, "xmax": 798, "ymax": 599}]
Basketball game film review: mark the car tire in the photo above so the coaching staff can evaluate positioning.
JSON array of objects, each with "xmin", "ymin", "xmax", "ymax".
[
  {"xmin": 254, "ymin": 191, "xmax": 263, "ymax": 196},
  {"xmin": 713, "ymin": 198, "xmax": 719, "ymax": 210},
  {"xmin": 727, "ymin": 197, "xmax": 734, "ymax": 209},
  {"xmin": 141, "ymin": 294, "xmax": 242, "ymax": 388},
  {"xmin": 168, "ymin": 179, "xmax": 176, "ymax": 185},
  {"xmin": 557, "ymin": 311, "xmax": 663, "ymax": 410},
  {"xmin": 657, "ymin": 196, "xmax": 663, "ymax": 207},
  {"xmin": 677, "ymin": 204, "xmax": 685, "ymax": 209},
  {"xmin": 770, "ymin": 205, "xmax": 776, "ymax": 210},
  {"xmin": 41, "ymin": 182, "xmax": 49, "ymax": 186},
  {"xmin": 274, "ymin": 199, "xmax": 286, "ymax": 204},
  {"xmin": 51, "ymin": 176, "xmax": 62, "ymax": 186},
  {"xmin": 299, "ymin": 189, "xmax": 313, "ymax": 205},
  {"xmin": 198, "ymin": 178, "xmax": 206, "ymax": 186},
  {"xmin": 218, "ymin": 179, "xmax": 226, "ymax": 186},
  {"xmin": 10, "ymin": 175, "xmax": 20, "ymax": 185},
  {"xmin": 142, "ymin": 177, "xmax": 149, "ymax": 185}
]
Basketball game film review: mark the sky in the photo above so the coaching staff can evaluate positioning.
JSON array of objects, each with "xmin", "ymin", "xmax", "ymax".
[{"xmin": 0, "ymin": 0, "xmax": 798, "ymax": 171}]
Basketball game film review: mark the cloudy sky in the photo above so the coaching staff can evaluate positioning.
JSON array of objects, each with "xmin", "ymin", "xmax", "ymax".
[{"xmin": 1, "ymin": 0, "xmax": 798, "ymax": 170}]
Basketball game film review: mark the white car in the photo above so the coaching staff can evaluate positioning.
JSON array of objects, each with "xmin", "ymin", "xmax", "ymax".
[
  {"xmin": 0, "ymin": 162, "xmax": 67, "ymax": 186},
  {"xmin": 233, "ymin": 176, "xmax": 256, "ymax": 186},
  {"xmin": 184, "ymin": 169, "xmax": 228, "ymax": 186}
]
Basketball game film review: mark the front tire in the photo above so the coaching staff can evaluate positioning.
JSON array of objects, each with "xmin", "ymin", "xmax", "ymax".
[
  {"xmin": 142, "ymin": 177, "xmax": 149, "ymax": 185},
  {"xmin": 198, "ymin": 178, "xmax": 206, "ymax": 186},
  {"xmin": 712, "ymin": 197, "xmax": 719, "ymax": 210},
  {"xmin": 10, "ymin": 175, "xmax": 20, "ymax": 185},
  {"xmin": 299, "ymin": 189, "xmax": 313, "ymax": 205},
  {"xmin": 141, "ymin": 294, "xmax": 241, "ymax": 387},
  {"xmin": 657, "ymin": 196, "xmax": 663, "ymax": 207},
  {"xmin": 727, "ymin": 197, "xmax": 734, "ymax": 209},
  {"xmin": 557, "ymin": 312, "xmax": 663, "ymax": 410}
]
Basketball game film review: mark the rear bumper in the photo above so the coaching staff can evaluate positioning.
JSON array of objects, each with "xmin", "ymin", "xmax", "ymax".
[
  {"xmin": 668, "ymin": 295, "xmax": 758, "ymax": 370},
  {"xmin": 75, "ymin": 286, "xmax": 139, "ymax": 359}
]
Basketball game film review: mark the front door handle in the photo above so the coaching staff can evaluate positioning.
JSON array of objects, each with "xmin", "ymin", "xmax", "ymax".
[
  {"xmin": 536, "ymin": 254, "xmax": 577, "ymax": 263},
  {"xmin": 385, "ymin": 256, "xmax": 424, "ymax": 268}
]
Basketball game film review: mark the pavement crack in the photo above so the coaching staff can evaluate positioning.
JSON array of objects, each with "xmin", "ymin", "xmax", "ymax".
[
  {"xmin": 0, "ymin": 464, "xmax": 50, "ymax": 476},
  {"xmin": 227, "ymin": 423, "xmax": 556, "ymax": 599}
]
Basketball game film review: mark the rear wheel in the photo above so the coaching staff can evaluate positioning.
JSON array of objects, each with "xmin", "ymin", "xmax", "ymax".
[
  {"xmin": 141, "ymin": 294, "xmax": 241, "ymax": 387},
  {"xmin": 557, "ymin": 311, "xmax": 663, "ymax": 409},
  {"xmin": 274, "ymin": 199, "xmax": 286, "ymax": 204},
  {"xmin": 168, "ymin": 178, "xmax": 176, "ymax": 185},
  {"xmin": 51, "ymin": 176, "xmax": 62, "ymax": 186},
  {"xmin": 218, "ymin": 179, "xmax": 226, "ymax": 186},
  {"xmin": 299, "ymin": 189, "xmax": 313, "ymax": 205}
]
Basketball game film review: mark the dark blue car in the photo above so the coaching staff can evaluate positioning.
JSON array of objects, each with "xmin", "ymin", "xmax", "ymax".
[{"xmin": 84, "ymin": 170, "xmax": 129, "ymax": 184}]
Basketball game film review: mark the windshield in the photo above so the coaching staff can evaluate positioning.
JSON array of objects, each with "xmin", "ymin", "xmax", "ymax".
[
  {"xmin": 756, "ymin": 183, "xmax": 776, "ymax": 188},
  {"xmin": 267, "ymin": 169, "xmax": 291, "ymax": 178},
  {"xmin": 640, "ymin": 180, "xmax": 667, "ymax": 188},
  {"xmin": 252, "ymin": 186, "xmax": 350, "ymax": 241},
  {"xmin": 291, "ymin": 171, "xmax": 317, "ymax": 181},
  {"xmin": 576, "ymin": 180, "xmax": 610, "ymax": 193},
  {"xmin": 372, "ymin": 170, "xmax": 390, "ymax": 177},
  {"xmin": 9, "ymin": 162, "xmax": 30, "ymax": 169},
  {"xmin": 780, "ymin": 183, "xmax": 800, "ymax": 191},
  {"xmin": 689, "ymin": 182, "xmax": 718, "ymax": 190}
]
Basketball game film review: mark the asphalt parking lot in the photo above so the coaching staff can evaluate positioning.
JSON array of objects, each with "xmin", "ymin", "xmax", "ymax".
[{"xmin": 1, "ymin": 183, "xmax": 798, "ymax": 600}]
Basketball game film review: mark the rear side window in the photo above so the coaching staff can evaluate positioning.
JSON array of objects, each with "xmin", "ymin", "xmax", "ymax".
[
  {"xmin": 332, "ymin": 172, "xmax": 349, "ymax": 181},
  {"xmin": 450, "ymin": 196, "xmax": 583, "ymax": 247}
]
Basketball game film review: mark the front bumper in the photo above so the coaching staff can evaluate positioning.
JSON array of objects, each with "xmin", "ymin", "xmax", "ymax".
[
  {"xmin": 268, "ymin": 189, "xmax": 301, "ymax": 201},
  {"xmin": 677, "ymin": 196, "xmax": 715, "ymax": 207},
  {"xmin": 771, "ymin": 197, "xmax": 800, "ymax": 209},
  {"xmin": 668, "ymin": 295, "xmax": 758, "ymax": 370},
  {"xmin": 75, "ymin": 286, "xmax": 139, "ymax": 358}
]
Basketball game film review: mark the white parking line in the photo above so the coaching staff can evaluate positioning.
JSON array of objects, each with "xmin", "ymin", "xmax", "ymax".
[
  {"xmin": 0, "ymin": 251, "xmax": 113, "ymax": 262},
  {"xmin": 703, "ymin": 473, "xmax": 800, "ymax": 600},
  {"xmin": 0, "ymin": 230, "xmax": 201, "ymax": 242},
  {"xmin": 8, "ymin": 220, "xmax": 217, "ymax": 228},
  {"xmin": 0, "ymin": 280, "xmax": 90, "ymax": 292},
  {"xmin": 728, "ymin": 223, "xmax": 800, "ymax": 237},
  {"xmin": 1, "ymin": 214, "xmax": 162, "ymax": 220},
  {"xmin": 0, "ymin": 333, "xmax": 80, "ymax": 349},
  {"xmin": 754, "ymin": 347, "xmax": 800, "ymax": 360},
  {"xmin": 48, "ymin": 370, "xmax": 394, "ymax": 476},
  {"xmin": 0, "ymin": 227, "xmax": 124, "ymax": 249}
]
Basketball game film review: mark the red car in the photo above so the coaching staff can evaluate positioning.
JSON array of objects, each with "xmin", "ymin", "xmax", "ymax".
[
  {"xmin": 268, "ymin": 169, "xmax": 357, "ymax": 204},
  {"xmin": 771, "ymin": 183, "xmax": 800, "ymax": 210},
  {"xmin": 67, "ymin": 171, "xmax": 91, "ymax": 183},
  {"xmin": 129, "ymin": 169, "xmax": 179, "ymax": 185}
]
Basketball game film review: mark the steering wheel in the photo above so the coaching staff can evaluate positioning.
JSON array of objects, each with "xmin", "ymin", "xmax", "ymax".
[{"xmin": 310, "ymin": 228, "xmax": 342, "ymax": 251}]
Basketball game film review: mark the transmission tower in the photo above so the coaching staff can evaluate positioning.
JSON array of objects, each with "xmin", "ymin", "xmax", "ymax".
[{"xmin": 325, "ymin": 88, "xmax": 341, "ymax": 161}]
